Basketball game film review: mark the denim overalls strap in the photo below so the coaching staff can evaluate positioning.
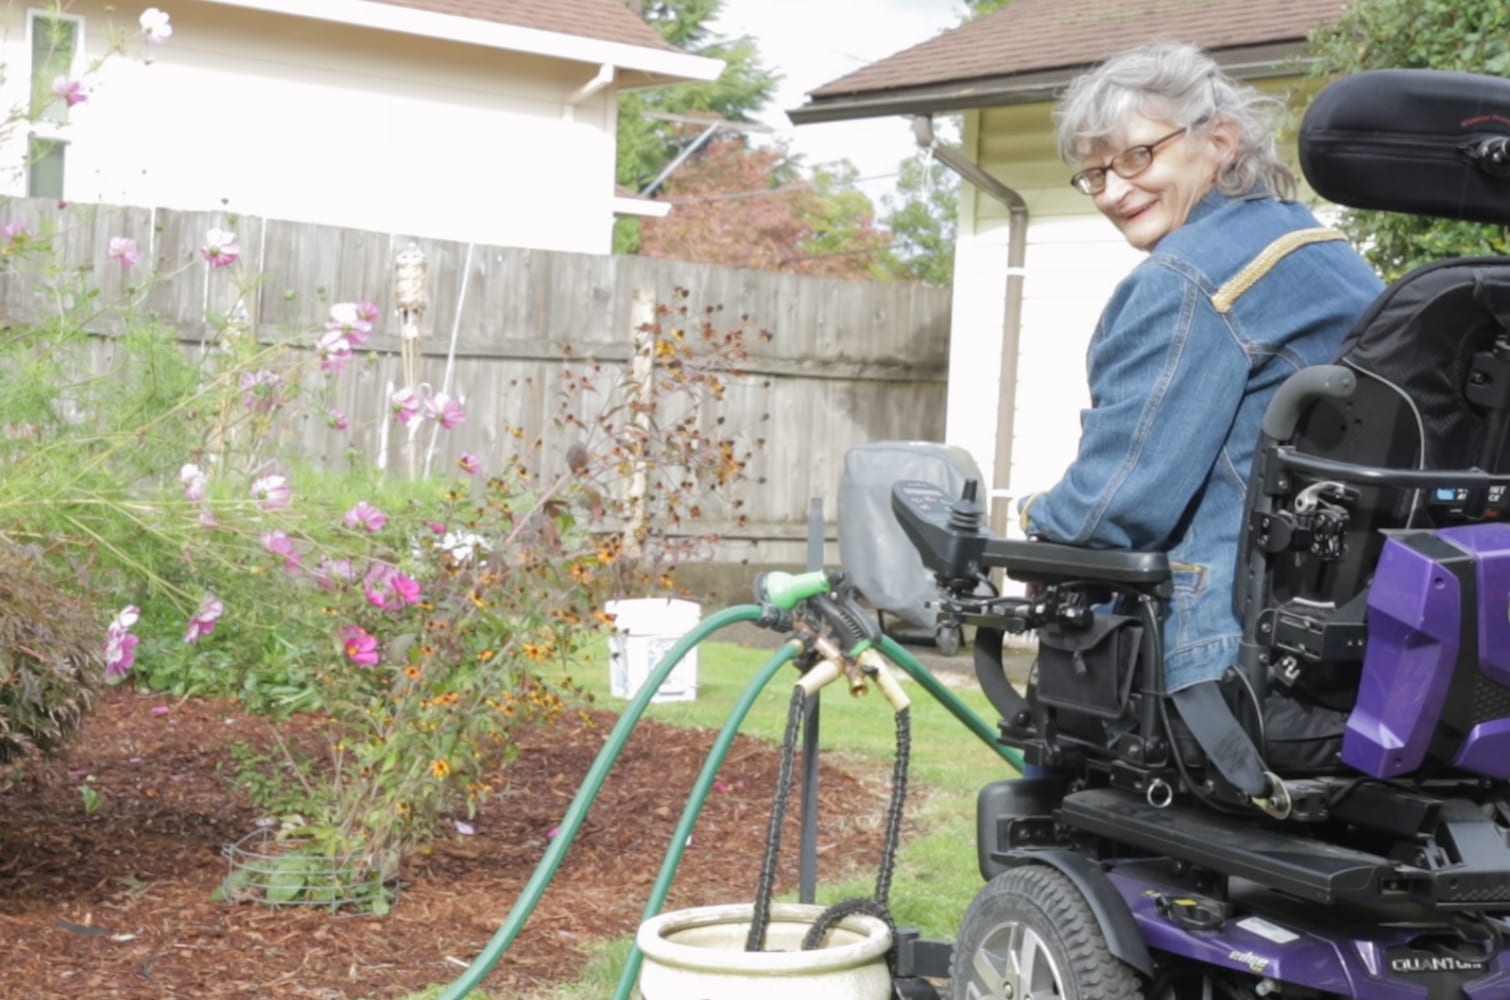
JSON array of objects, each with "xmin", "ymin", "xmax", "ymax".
[{"xmin": 1211, "ymin": 228, "xmax": 1348, "ymax": 313}]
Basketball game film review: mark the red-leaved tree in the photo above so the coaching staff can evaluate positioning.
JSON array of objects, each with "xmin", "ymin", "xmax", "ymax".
[{"xmin": 638, "ymin": 135, "xmax": 893, "ymax": 279}]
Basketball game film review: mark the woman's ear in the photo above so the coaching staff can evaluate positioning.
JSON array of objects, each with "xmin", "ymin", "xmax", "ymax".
[{"xmin": 1205, "ymin": 116, "xmax": 1241, "ymax": 165}]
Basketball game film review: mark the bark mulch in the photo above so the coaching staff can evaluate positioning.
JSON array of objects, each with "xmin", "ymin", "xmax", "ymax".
[{"xmin": 0, "ymin": 685, "xmax": 897, "ymax": 999}]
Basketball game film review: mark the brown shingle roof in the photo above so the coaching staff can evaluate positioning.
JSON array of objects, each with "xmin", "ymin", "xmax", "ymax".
[
  {"xmin": 367, "ymin": 0, "xmax": 676, "ymax": 53},
  {"xmin": 809, "ymin": 0, "xmax": 1348, "ymax": 100}
]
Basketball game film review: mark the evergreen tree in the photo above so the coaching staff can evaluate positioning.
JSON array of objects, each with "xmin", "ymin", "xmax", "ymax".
[{"xmin": 616, "ymin": 0, "xmax": 779, "ymax": 252}]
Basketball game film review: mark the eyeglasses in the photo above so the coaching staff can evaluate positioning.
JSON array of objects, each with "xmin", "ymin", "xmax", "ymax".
[{"xmin": 1069, "ymin": 128, "xmax": 1188, "ymax": 196}]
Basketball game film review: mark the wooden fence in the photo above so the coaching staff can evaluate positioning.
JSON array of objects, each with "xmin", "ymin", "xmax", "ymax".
[{"xmin": 0, "ymin": 198, "xmax": 953, "ymax": 565}]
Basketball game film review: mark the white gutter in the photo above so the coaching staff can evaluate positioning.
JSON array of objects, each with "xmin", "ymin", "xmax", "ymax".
[
  {"xmin": 197, "ymin": 0, "xmax": 723, "ymax": 83},
  {"xmin": 568, "ymin": 63, "xmax": 616, "ymax": 104},
  {"xmin": 612, "ymin": 195, "xmax": 671, "ymax": 218}
]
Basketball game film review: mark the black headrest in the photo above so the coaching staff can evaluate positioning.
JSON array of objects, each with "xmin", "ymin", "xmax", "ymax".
[{"xmin": 1300, "ymin": 68, "xmax": 1510, "ymax": 226}]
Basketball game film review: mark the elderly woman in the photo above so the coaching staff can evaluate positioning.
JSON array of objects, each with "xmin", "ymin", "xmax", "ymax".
[{"xmin": 1020, "ymin": 41, "xmax": 1383, "ymax": 792}]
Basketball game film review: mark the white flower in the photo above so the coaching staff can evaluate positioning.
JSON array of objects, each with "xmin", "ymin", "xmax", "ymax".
[
  {"xmin": 140, "ymin": 8, "xmax": 173, "ymax": 44},
  {"xmin": 440, "ymin": 531, "xmax": 492, "ymax": 565}
]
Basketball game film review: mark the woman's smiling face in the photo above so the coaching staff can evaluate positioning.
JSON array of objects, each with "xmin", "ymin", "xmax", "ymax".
[{"xmin": 1083, "ymin": 112, "xmax": 1229, "ymax": 250}]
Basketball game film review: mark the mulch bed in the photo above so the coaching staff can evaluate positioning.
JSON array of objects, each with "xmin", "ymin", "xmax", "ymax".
[{"xmin": 0, "ymin": 686, "xmax": 897, "ymax": 999}]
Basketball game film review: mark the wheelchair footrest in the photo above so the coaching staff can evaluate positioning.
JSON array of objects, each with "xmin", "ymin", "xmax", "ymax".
[{"xmin": 1058, "ymin": 788, "xmax": 1415, "ymax": 904}]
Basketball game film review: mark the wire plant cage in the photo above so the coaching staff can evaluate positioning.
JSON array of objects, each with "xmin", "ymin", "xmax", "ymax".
[{"xmin": 219, "ymin": 827, "xmax": 399, "ymax": 915}]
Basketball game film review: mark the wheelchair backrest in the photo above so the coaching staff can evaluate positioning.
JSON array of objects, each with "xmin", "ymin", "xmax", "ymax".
[
  {"xmin": 1237, "ymin": 68, "xmax": 1510, "ymax": 779},
  {"xmin": 1267, "ymin": 258, "xmax": 1510, "ymax": 607}
]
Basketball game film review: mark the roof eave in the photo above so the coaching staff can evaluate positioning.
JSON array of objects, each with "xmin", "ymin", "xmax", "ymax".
[
  {"xmin": 199, "ymin": 0, "xmax": 724, "ymax": 84},
  {"xmin": 789, "ymin": 41, "xmax": 1315, "ymax": 125}
]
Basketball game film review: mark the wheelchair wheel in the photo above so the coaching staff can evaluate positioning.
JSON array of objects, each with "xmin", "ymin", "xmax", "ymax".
[{"xmin": 950, "ymin": 864, "xmax": 1144, "ymax": 1000}]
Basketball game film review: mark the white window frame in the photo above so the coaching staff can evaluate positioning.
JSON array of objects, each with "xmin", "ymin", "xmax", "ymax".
[{"xmin": 25, "ymin": 8, "xmax": 85, "ymax": 199}]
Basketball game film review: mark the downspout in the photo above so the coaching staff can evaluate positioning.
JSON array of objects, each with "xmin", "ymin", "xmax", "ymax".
[
  {"xmin": 912, "ymin": 115, "xmax": 1028, "ymax": 538},
  {"xmin": 564, "ymin": 63, "xmax": 615, "ymax": 123}
]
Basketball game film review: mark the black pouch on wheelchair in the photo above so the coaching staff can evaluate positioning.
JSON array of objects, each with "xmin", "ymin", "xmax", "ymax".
[
  {"xmin": 1034, "ymin": 614, "xmax": 1141, "ymax": 720},
  {"xmin": 1300, "ymin": 68, "xmax": 1510, "ymax": 226}
]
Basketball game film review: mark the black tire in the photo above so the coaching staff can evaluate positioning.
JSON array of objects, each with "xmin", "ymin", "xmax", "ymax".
[
  {"xmin": 951, "ymin": 864, "xmax": 1145, "ymax": 1000},
  {"xmin": 936, "ymin": 625, "xmax": 963, "ymax": 658}
]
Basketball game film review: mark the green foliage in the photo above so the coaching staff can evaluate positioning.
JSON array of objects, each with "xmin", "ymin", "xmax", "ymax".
[
  {"xmin": 0, "ymin": 188, "xmax": 762, "ymax": 910},
  {"xmin": 1307, "ymin": 0, "xmax": 1510, "ymax": 279},
  {"xmin": 797, "ymin": 160, "xmax": 895, "ymax": 278},
  {"xmin": 0, "ymin": 553, "xmax": 104, "ymax": 764},
  {"xmin": 959, "ymin": 0, "xmax": 1014, "ymax": 21},
  {"xmin": 882, "ymin": 153, "xmax": 959, "ymax": 286},
  {"xmin": 616, "ymin": 2, "xmax": 779, "ymax": 196}
]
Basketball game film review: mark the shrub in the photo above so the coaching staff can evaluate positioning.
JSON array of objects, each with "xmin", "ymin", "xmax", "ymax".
[{"xmin": 0, "ymin": 551, "xmax": 105, "ymax": 764}]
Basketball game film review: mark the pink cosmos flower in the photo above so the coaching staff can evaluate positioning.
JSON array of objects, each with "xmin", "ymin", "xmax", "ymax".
[
  {"xmin": 183, "ymin": 594, "xmax": 224, "ymax": 644},
  {"xmin": 51, "ymin": 76, "xmax": 86, "ymax": 107},
  {"xmin": 327, "ymin": 408, "xmax": 349, "ymax": 431},
  {"xmin": 202, "ymin": 228, "xmax": 239, "ymax": 268},
  {"xmin": 1, "ymin": 221, "xmax": 27, "ymax": 243},
  {"xmin": 105, "ymin": 631, "xmax": 140, "ymax": 680},
  {"xmin": 390, "ymin": 571, "xmax": 421, "ymax": 605},
  {"xmin": 341, "ymin": 625, "xmax": 380, "ymax": 668},
  {"xmin": 140, "ymin": 7, "xmax": 173, "ymax": 44},
  {"xmin": 343, "ymin": 500, "xmax": 386, "ymax": 533},
  {"xmin": 314, "ymin": 557, "xmax": 356, "ymax": 590},
  {"xmin": 356, "ymin": 300, "xmax": 380, "ymax": 324},
  {"xmin": 240, "ymin": 370, "xmax": 286, "ymax": 412},
  {"xmin": 108, "ymin": 236, "xmax": 140, "ymax": 267},
  {"xmin": 317, "ymin": 329, "xmax": 352, "ymax": 374},
  {"xmin": 180, "ymin": 463, "xmax": 208, "ymax": 501},
  {"xmin": 424, "ymin": 391, "xmax": 466, "ymax": 430},
  {"xmin": 250, "ymin": 474, "xmax": 291, "ymax": 510},
  {"xmin": 327, "ymin": 303, "xmax": 373, "ymax": 347},
  {"xmin": 104, "ymin": 605, "xmax": 141, "ymax": 680},
  {"xmin": 260, "ymin": 530, "xmax": 300, "ymax": 572},
  {"xmin": 364, "ymin": 585, "xmax": 390, "ymax": 610},
  {"xmin": 390, "ymin": 387, "xmax": 421, "ymax": 425},
  {"xmin": 456, "ymin": 452, "xmax": 480, "ymax": 475},
  {"xmin": 260, "ymin": 530, "xmax": 294, "ymax": 556}
]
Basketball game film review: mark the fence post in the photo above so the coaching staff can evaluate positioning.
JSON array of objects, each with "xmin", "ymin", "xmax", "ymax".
[{"xmin": 622, "ymin": 287, "xmax": 656, "ymax": 558}]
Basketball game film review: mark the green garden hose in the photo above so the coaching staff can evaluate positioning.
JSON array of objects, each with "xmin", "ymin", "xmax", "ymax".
[
  {"xmin": 437, "ymin": 605, "xmax": 1022, "ymax": 998},
  {"xmin": 436, "ymin": 603, "xmax": 766, "ymax": 1000},
  {"xmin": 878, "ymin": 636, "xmax": 1024, "ymax": 772},
  {"xmin": 608, "ymin": 638, "xmax": 802, "ymax": 1000}
]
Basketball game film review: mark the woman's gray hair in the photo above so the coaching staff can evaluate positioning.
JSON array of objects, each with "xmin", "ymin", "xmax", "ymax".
[{"xmin": 1053, "ymin": 40, "xmax": 1296, "ymax": 200}]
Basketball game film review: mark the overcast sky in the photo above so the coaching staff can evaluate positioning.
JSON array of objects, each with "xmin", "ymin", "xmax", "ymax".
[{"xmin": 709, "ymin": 0, "xmax": 966, "ymax": 207}]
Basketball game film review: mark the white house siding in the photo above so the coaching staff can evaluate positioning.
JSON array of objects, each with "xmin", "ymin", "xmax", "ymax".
[
  {"xmin": 946, "ymin": 101, "xmax": 1139, "ymax": 535},
  {"xmin": 0, "ymin": 2, "xmax": 620, "ymax": 254},
  {"xmin": 947, "ymin": 82, "xmax": 1325, "ymax": 538}
]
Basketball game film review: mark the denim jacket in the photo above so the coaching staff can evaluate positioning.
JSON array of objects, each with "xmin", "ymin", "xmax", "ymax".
[{"xmin": 1026, "ymin": 191, "xmax": 1383, "ymax": 691}]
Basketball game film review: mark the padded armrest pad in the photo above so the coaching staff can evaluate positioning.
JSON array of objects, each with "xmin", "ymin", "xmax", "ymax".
[{"xmin": 980, "ymin": 537, "xmax": 1171, "ymax": 586}]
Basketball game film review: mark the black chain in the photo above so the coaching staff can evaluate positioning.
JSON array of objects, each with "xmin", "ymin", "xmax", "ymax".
[
  {"xmin": 800, "ymin": 707, "xmax": 910, "ymax": 954},
  {"xmin": 745, "ymin": 685, "xmax": 807, "ymax": 952}
]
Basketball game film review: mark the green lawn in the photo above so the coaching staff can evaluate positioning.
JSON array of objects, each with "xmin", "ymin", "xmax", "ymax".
[{"xmin": 413, "ymin": 631, "xmax": 1024, "ymax": 1000}]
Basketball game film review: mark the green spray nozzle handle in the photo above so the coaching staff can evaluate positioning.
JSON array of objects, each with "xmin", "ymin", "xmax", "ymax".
[{"xmin": 757, "ymin": 570, "xmax": 832, "ymax": 610}]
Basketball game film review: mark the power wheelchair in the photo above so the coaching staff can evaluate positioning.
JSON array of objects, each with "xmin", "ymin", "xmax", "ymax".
[{"xmin": 892, "ymin": 68, "xmax": 1510, "ymax": 1000}]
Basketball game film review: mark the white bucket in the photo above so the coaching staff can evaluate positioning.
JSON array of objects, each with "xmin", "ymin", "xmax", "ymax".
[
  {"xmin": 605, "ymin": 598, "xmax": 700, "ymax": 703},
  {"xmin": 636, "ymin": 902, "xmax": 892, "ymax": 1000}
]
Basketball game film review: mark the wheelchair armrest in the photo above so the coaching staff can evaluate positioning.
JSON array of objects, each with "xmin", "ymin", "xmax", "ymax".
[
  {"xmin": 888, "ymin": 479, "xmax": 1172, "ymax": 595},
  {"xmin": 981, "ymin": 537, "xmax": 1171, "ymax": 591}
]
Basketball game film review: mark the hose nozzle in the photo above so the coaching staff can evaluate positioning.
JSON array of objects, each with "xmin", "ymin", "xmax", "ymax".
[{"xmin": 857, "ymin": 649, "xmax": 911, "ymax": 712}]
